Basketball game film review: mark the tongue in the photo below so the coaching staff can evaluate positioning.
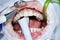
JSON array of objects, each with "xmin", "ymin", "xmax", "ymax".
[{"xmin": 18, "ymin": 17, "xmax": 32, "ymax": 40}]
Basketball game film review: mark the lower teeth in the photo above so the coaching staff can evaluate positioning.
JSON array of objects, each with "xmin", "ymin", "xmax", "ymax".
[
  {"xmin": 12, "ymin": 15, "xmax": 46, "ymax": 40},
  {"xmin": 18, "ymin": 28, "xmax": 42, "ymax": 33}
]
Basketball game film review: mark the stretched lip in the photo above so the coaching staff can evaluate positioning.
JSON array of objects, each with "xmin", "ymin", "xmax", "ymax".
[{"xmin": 11, "ymin": 1, "xmax": 47, "ymax": 40}]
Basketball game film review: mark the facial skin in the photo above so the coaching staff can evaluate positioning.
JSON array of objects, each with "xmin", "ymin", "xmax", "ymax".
[
  {"xmin": 0, "ymin": 0, "xmax": 58, "ymax": 40},
  {"xmin": 2, "ymin": 1, "xmax": 48, "ymax": 40},
  {"xmin": 5, "ymin": 0, "xmax": 59, "ymax": 39},
  {"xmin": 5, "ymin": 14, "xmax": 19, "ymax": 37}
]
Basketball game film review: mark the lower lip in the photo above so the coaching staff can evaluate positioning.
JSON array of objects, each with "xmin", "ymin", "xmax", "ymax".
[{"xmin": 17, "ymin": 31, "xmax": 43, "ymax": 40}]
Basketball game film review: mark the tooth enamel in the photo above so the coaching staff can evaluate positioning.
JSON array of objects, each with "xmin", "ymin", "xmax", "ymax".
[
  {"xmin": 34, "ymin": 12, "xmax": 37, "ymax": 17},
  {"xmin": 18, "ymin": 31, "xmax": 22, "ymax": 33},
  {"xmin": 16, "ymin": 15, "xmax": 20, "ymax": 20},
  {"xmin": 28, "ymin": 10, "xmax": 33, "ymax": 16},
  {"xmin": 30, "ymin": 28, "xmax": 41, "ymax": 33},
  {"xmin": 35, "ymin": 13, "xmax": 40, "ymax": 17},
  {"xmin": 38, "ymin": 28, "xmax": 41, "ymax": 32},
  {"xmin": 34, "ymin": 12, "xmax": 42, "ymax": 20},
  {"xmin": 23, "ymin": 10, "xmax": 28, "ymax": 16},
  {"xmin": 35, "ymin": 12, "xmax": 43, "ymax": 20},
  {"xmin": 39, "ymin": 14, "xmax": 43, "ymax": 20},
  {"xmin": 14, "ymin": 9, "xmax": 43, "ymax": 22},
  {"xmin": 30, "ymin": 28, "xmax": 32, "ymax": 32},
  {"xmin": 41, "ymin": 27, "xmax": 44, "ymax": 29},
  {"xmin": 14, "ymin": 17, "xmax": 18, "ymax": 22},
  {"xmin": 33, "ymin": 28, "xmax": 37, "ymax": 32},
  {"xmin": 19, "ymin": 12, "xmax": 24, "ymax": 17},
  {"xmin": 37, "ymin": 14, "xmax": 41, "ymax": 19},
  {"xmin": 36, "ymin": 28, "xmax": 39, "ymax": 32}
]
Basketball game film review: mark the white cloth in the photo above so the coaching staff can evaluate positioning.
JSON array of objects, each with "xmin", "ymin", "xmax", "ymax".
[{"xmin": 0, "ymin": 15, "xmax": 6, "ymax": 24}]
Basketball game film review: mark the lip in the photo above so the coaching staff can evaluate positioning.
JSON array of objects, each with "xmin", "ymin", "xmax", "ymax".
[
  {"xmin": 11, "ymin": 1, "xmax": 48, "ymax": 40},
  {"xmin": 12, "ymin": 7, "xmax": 47, "ymax": 30},
  {"xmin": 17, "ymin": 31, "xmax": 43, "ymax": 40}
]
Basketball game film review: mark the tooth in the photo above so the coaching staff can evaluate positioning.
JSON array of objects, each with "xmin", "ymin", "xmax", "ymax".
[
  {"xmin": 38, "ymin": 28, "xmax": 41, "ymax": 32},
  {"xmin": 20, "ymin": 39, "xmax": 24, "ymax": 40},
  {"xmin": 16, "ymin": 14, "xmax": 20, "ymax": 20},
  {"xmin": 39, "ymin": 14, "xmax": 43, "ymax": 20},
  {"xmin": 14, "ymin": 17, "xmax": 17, "ymax": 21},
  {"xmin": 18, "ymin": 31, "xmax": 22, "ymax": 33},
  {"xmin": 19, "ymin": 12, "xmax": 24, "ymax": 17},
  {"xmin": 36, "ymin": 28, "xmax": 39, "ymax": 32},
  {"xmin": 30, "ymin": 28, "xmax": 33, "ymax": 33},
  {"xmin": 34, "ymin": 12, "xmax": 43, "ymax": 20},
  {"xmin": 35, "ymin": 12, "xmax": 40, "ymax": 17},
  {"xmin": 34, "ymin": 12, "xmax": 37, "ymax": 16},
  {"xmin": 14, "ymin": 11, "xmax": 24, "ymax": 22},
  {"xmin": 14, "ymin": 15, "xmax": 20, "ymax": 21},
  {"xmin": 28, "ymin": 10, "xmax": 33, "ymax": 16},
  {"xmin": 33, "ymin": 28, "xmax": 37, "ymax": 32},
  {"xmin": 24, "ymin": 10, "xmax": 28, "ymax": 16}
]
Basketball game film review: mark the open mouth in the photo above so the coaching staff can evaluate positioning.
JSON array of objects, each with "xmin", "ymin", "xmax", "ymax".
[
  {"xmin": 2, "ymin": 0, "xmax": 58, "ymax": 40},
  {"xmin": 11, "ymin": 7, "xmax": 47, "ymax": 40}
]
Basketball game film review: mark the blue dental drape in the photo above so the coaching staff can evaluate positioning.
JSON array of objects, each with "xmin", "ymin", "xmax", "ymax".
[{"xmin": 0, "ymin": 24, "xmax": 2, "ymax": 31}]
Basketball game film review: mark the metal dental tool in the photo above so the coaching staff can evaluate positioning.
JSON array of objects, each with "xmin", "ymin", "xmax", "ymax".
[
  {"xmin": 5, "ymin": 9, "xmax": 17, "ymax": 20},
  {"xmin": 0, "ymin": 8, "xmax": 17, "ymax": 24},
  {"xmin": 18, "ymin": 17, "xmax": 32, "ymax": 40}
]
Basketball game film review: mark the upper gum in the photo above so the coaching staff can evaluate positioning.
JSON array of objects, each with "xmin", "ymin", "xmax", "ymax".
[{"xmin": 19, "ymin": 9, "xmax": 41, "ymax": 17}]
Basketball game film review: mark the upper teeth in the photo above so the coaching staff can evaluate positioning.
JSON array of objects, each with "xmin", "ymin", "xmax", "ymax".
[{"xmin": 14, "ymin": 9, "xmax": 43, "ymax": 22}]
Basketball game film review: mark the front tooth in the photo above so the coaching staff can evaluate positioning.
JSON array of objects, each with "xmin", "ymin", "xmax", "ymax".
[
  {"xmin": 19, "ymin": 11, "xmax": 24, "ymax": 17},
  {"xmin": 24, "ymin": 10, "xmax": 28, "ymax": 16},
  {"xmin": 34, "ymin": 12, "xmax": 37, "ymax": 16},
  {"xmin": 28, "ymin": 10, "xmax": 33, "ymax": 16},
  {"xmin": 36, "ymin": 28, "xmax": 39, "ymax": 32}
]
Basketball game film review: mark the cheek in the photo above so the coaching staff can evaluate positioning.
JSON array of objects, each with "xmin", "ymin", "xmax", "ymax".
[
  {"xmin": 5, "ymin": 23, "xmax": 18, "ymax": 36},
  {"xmin": 13, "ymin": 23, "xmax": 21, "ymax": 31},
  {"xmin": 5, "ymin": 23, "xmax": 13, "ymax": 30}
]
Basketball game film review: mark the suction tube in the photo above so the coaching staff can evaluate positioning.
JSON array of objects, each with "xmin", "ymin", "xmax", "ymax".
[{"xmin": 18, "ymin": 17, "xmax": 32, "ymax": 40}]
